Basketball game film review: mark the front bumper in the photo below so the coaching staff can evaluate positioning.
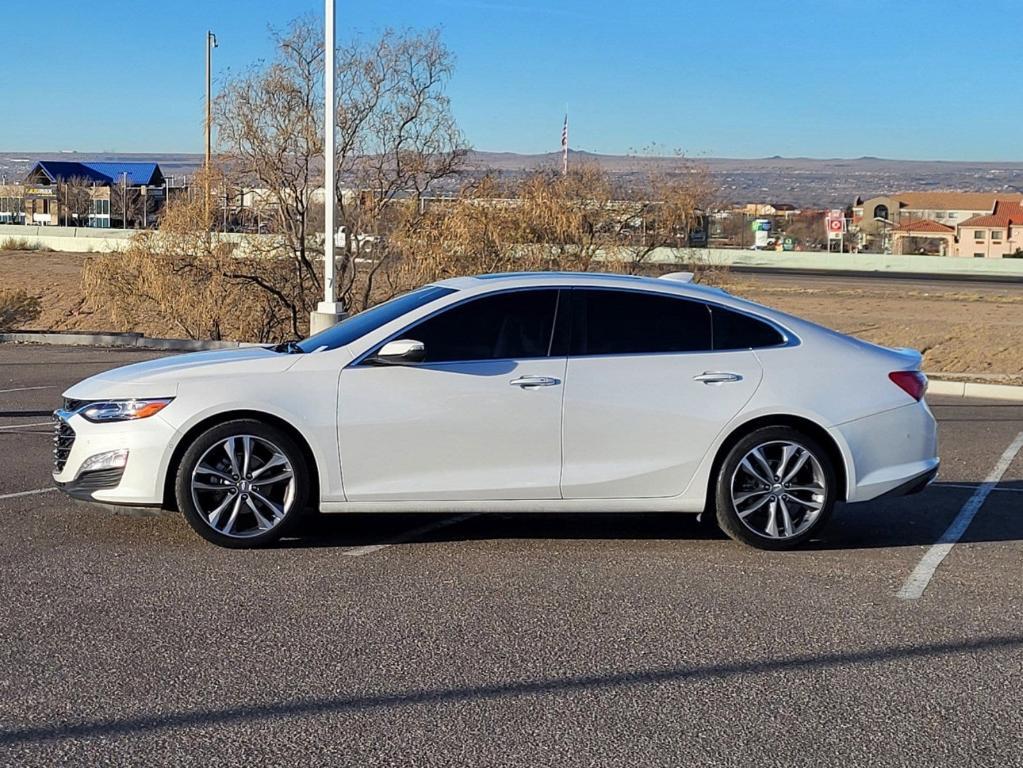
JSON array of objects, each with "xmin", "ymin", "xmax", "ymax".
[
  {"xmin": 51, "ymin": 409, "xmax": 175, "ymax": 505},
  {"xmin": 54, "ymin": 467, "xmax": 127, "ymax": 502}
]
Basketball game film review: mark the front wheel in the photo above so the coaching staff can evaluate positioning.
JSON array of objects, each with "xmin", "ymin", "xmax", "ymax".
[
  {"xmin": 714, "ymin": 427, "xmax": 837, "ymax": 550},
  {"xmin": 175, "ymin": 419, "xmax": 309, "ymax": 548}
]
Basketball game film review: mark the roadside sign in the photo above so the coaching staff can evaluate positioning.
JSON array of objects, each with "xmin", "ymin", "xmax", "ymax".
[
  {"xmin": 827, "ymin": 218, "xmax": 843, "ymax": 233},
  {"xmin": 782, "ymin": 237, "xmax": 795, "ymax": 251}
]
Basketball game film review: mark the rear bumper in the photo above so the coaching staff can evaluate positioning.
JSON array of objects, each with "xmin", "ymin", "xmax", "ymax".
[
  {"xmin": 831, "ymin": 400, "xmax": 939, "ymax": 503},
  {"xmin": 872, "ymin": 463, "xmax": 939, "ymax": 500}
]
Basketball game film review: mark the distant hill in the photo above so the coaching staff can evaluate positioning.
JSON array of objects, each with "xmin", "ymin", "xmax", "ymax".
[{"xmin": 4, "ymin": 149, "xmax": 1023, "ymax": 208}]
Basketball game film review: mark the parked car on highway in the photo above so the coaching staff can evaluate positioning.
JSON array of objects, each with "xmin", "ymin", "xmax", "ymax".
[{"xmin": 52, "ymin": 271, "xmax": 939, "ymax": 549}]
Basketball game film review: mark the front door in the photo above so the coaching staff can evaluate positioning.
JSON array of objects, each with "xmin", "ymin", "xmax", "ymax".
[{"xmin": 338, "ymin": 289, "xmax": 566, "ymax": 501}]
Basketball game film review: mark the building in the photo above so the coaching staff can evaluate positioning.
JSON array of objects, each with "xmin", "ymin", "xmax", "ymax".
[
  {"xmin": 1, "ymin": 160, "xmax": 166, "ymax": 228},
  {"xmin": 741, "ymin": 202, "xmax": 799, "ymax": 218},
  {"xmin": 957, "ymin": 200, "xmax": 1023, "ymax": 258},
  {"xmin": 852, "ymin": 191, "xmax": 1023, "ymax": 257}
]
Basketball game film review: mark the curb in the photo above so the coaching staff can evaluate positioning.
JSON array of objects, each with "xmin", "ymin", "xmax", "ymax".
[
  {"xmin": 927, "ymin": 378, "xmax": 1023, "ymax": 402},
  {"xmin": 0, "ymin": 331, "xmax": 259, "ymax": 352}
]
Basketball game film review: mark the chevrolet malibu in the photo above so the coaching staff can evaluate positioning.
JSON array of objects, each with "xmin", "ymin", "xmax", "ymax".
[{"xmin": 53, "ymin": 271, "xmax": 939, "ymax": 549}]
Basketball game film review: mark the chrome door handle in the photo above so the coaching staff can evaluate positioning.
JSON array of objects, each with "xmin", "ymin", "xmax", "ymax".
[
  {"xmin": 510, "ymin": 376, "xmax": 561, "ymax": 388},
  {"xmin": 693, "ymin": 371, "xmax": 742, "ymax": 384}
]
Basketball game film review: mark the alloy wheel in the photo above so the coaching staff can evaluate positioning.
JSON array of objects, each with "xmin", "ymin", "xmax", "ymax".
[
  {"xmin": 190, "ymin": 435, "xmax": 296, "ymax": 538},
  {"xmin": 729, "ymin": 440, "xmax": 827, "ymax": 541}
]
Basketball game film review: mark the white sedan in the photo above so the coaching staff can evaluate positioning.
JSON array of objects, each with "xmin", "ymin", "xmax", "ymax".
[{"xmin": 53, "ymin": 272, "xmax": 938, "ymax": 549}]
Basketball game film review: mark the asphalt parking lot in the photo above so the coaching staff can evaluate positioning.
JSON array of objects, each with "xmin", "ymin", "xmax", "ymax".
[{"xmin": 1, "ymin": 344, "xmax": 1021, "ymax": 767}]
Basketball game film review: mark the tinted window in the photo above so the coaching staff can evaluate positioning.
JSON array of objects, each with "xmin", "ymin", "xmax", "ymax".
[
  {"xmin": 298, "ymin": 286, "xmax": 455, "ymax": 352},
  {"xmin": 712, "ymin": 307, "xmax": 785, "ymax": 350},
  {"xmin": 402, "ymin": 289, "xmax": 559, "ymax": 363},
  {"xmin": 570, "ymin": 289, "xmax": 712, "ymax": 356}
]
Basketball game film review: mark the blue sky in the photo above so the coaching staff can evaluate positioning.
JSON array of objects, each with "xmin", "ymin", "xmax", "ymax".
[{"xmin": 2, "ymin": 0, "xmax": 1019, "ymax": 160}]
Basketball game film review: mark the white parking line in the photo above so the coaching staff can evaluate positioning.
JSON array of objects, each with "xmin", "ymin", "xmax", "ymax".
[
  {"xmin": 343, "ymin": 513, "xmax": 479, "ymax": 557},
  {"xmin": 0, "ymin": 385, "xmax": 55, "ymax": 394},
  {"xmin": 0, "ymin": 487, "xmax": 57, "ymax": 501},
  {"xmin": 0, "ymin": 422, "xmax": 52, "ymax": 431},
  {"xmin": 897, "ymin": 430, "xmax": 1023, "ymax": 600},
  {"xmin": 942, "ymin": 482, "xmax": 1023, "ymax": 495}
]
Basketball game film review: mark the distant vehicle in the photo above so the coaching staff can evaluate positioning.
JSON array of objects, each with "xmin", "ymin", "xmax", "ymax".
[{"xmin": 53, "ymin": 272, "xmax": 938, "ymax": 550}]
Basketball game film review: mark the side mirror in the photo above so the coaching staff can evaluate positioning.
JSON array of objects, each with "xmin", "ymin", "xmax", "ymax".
[{"xmin": 369, "ymin": 338, "xmax": 426, "ymax": 365}]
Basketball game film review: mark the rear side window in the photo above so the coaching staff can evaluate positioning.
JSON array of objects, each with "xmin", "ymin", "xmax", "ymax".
[
  {"xmin": 570, "ymin": 289, "xmax": 712, "ymax": 356},
  {"xmin": 712, "ymin": 306, "xmax": 785, "ymax": 350},
  {"xmin": 402, "ymin": 289, "xmax": 559, "ymax": 363}
]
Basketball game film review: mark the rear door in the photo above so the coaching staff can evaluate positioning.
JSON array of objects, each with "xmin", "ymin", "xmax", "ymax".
[
  {"xmin": 560, "ymin": 289, "xmax": 764, "ymax": 499},
  {"xmin": 338, "ymin": 288, "xmax": 567, "ymax": 501}
]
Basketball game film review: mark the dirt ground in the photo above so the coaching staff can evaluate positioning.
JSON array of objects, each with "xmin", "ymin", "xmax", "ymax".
[{"xmin": 1, "ymin": 249, "xmax": 1021, "ymax": 380}]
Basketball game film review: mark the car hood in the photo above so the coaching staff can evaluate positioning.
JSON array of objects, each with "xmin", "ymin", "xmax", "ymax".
[{"xmin": 63, "ymin": 346, "xmax": 300, "ymax": 400}]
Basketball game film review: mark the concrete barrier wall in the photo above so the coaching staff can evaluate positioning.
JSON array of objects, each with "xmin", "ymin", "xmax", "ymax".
[
  {"xmin": 0, "ymin": 224, "xmax": 133, "ymax": 252},
  {"xmin": 4, "ymin": 224, "xmax": 1023, "ymax": 277}
]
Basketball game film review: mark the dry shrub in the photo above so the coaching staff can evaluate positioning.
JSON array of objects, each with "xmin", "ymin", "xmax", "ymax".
[
  {"xmin": 83, "ymin": 170, "xmax": 301, "ymax": 342},
  {"xmin": 0, "ymin": 289, "xmax": 41, "ymax": 331}
]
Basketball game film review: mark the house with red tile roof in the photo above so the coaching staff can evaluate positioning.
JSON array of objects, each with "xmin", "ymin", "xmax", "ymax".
[{"xmin": 956, "ymin": 201, "xmax": 1023, "ymax": 258}]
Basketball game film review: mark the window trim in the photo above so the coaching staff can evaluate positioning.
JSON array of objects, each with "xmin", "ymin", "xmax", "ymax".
[
  {"xmin": 350, "ymin": 284, "xmax": 798, "ymax": 368},
  {"xmin": 350, "ymin": 286, "xmax": 564, "ymax": 367},
  {"xmin": 563, "ymin": 286, "xmax": 797, "ymax": 360}
]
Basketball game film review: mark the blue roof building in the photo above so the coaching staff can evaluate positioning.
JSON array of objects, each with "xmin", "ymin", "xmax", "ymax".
[
  {"xmin": 15, "ymin": 160, "xmax": 167, "ymax": 228},
  {"xmin": 25, "ymin": 160, "xmax": 165, "ymax": 188}
]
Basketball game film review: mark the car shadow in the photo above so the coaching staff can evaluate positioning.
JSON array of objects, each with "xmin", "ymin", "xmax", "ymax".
[{"xmin": 277, "ymin": 481, "xmax": 1023, "ymax": 551}]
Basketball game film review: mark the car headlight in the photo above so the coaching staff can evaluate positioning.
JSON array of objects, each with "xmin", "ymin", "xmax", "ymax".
[{"xmin": 79, "ymin": 398, "xmax": 173, "ymax": 423}]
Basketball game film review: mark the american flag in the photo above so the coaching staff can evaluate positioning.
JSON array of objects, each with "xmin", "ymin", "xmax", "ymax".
[{"xmin": 561, "ymin": 114, "xmax": 569, "ymax": 176}]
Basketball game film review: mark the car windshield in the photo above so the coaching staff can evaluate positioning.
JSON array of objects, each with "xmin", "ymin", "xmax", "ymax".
[{"xmin": 297, "ymin": 286, "xmax": 456, "ymax": 353}]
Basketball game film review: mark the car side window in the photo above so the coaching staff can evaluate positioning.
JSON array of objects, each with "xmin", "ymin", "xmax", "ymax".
[
  {"xmin": 711, "ymin": 306, "xmax": 785, "ymax": 350},
  {"xmin": 570, "ymin": 289, "xmax": 712, "ymax": 356},
  {"xmin": 399, "ymin": 289, "xmax": 559, "ymax": 363}
]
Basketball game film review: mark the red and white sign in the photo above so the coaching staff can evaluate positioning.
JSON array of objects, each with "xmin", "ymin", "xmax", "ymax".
[{"xmin": 826, "ymin": 209, "xmax": 845, "ymax": 238}]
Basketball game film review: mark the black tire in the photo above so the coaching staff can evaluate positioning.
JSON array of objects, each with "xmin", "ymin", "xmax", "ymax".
[
  {"xmin": 175, "ymin": 419, "xmax": 310, "ymax": 548},
  {"xmin": 714, "ymin": 426, "xmax": 837, "ymax": 550}
]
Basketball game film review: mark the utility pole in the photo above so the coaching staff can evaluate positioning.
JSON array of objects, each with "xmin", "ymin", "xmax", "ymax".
[
  {"xmin": 205, "ymin": 30, "xmax": 218, "ymax": 225},
  {"xmin": 311, "ymin": 0, "xmax": 345, "ymax": 333},
  {"xmin": 122, "ymin": 172, "xmax": 128, "ymax": 229}
]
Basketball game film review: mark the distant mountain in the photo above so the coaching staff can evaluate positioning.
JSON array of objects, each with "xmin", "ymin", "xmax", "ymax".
[{"xmin": 4, "ymin": 150, "xmax": 1023, "ymax": 208}]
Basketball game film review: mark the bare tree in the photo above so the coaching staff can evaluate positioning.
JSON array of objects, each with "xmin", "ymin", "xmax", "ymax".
[
  {"xmin": 215, "ymin": 17, "xmax": 325, "ymax": 334},
  {"xmin": 334, "ymin": 27, "xmax": 468, "ymax": 309},
  {"xmin": 215, "ymin": 19, "xmax": 468, "ymax": 328},
  {"xmin": 109, "ymin": 181, "xmax": 153, "ymax": 229},
  {"xmin": 63, "ymin": 176, "xmax": 95, "ymax": 227}
]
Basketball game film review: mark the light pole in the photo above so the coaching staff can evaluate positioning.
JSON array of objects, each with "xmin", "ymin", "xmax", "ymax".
[
  {"xmin": 311, "ymin": 0, "xmax": 346, "ymax": 333},
  {"xmin": 205, "ymin": 31, "xmax": 218, "ymax": 226},
  {"xmin": 205, "ymin": 31, "xmax": 217, "ymax": 171}
]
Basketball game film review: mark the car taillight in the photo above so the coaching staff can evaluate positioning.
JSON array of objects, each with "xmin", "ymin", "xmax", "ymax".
[{"xmin": 889, "ymin": 370, "xmax": 928, "ymax": 401}]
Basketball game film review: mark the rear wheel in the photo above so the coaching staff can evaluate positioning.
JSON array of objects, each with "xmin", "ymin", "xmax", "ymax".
[
  {"xmin": 175, "ymin": 419, "xmax": 309, "ymax": 548},
  {"xmin": 714, "ymin": 426, "xmax": 836, "ymax": 550}
]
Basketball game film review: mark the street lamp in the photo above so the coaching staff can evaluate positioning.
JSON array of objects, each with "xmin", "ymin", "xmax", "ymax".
[{"xmin": 311, "ymin": 0, "xmax": 346, "ymax": 332}]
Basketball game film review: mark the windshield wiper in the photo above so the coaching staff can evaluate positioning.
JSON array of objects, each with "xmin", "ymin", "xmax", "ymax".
[{"xmin": 270, "ymin": 340, "xmax": 305, "ymax": 354}]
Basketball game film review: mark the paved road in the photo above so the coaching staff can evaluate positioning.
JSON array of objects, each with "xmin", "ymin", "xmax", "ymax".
[
  {"xmin": 733, "ymin": 267, "xmax": 1023, "ymax": 295},
  {"xmin": 1, "ymin": 345, "xmax": 1021, "ymax": 767}
]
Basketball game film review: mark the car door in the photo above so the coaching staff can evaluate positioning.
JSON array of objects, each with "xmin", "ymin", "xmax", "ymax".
[
  {"xmin": 560, "ymin": 288, "xmax": 765, "ymax": 499},
  {"xmin": 338, "ymin": 288, "xmax": 567, "ymax": 501}
]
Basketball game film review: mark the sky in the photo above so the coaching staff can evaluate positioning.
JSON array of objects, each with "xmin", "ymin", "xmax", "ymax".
[{"xmin": 1, "ymin": 0, "xmax": 1020, "ymax": 161}]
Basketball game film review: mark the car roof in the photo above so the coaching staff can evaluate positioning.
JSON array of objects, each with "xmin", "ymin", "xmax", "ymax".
[{"xmin": 432, "ymin": 271, "xmax": 728, "ymax": 299}]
